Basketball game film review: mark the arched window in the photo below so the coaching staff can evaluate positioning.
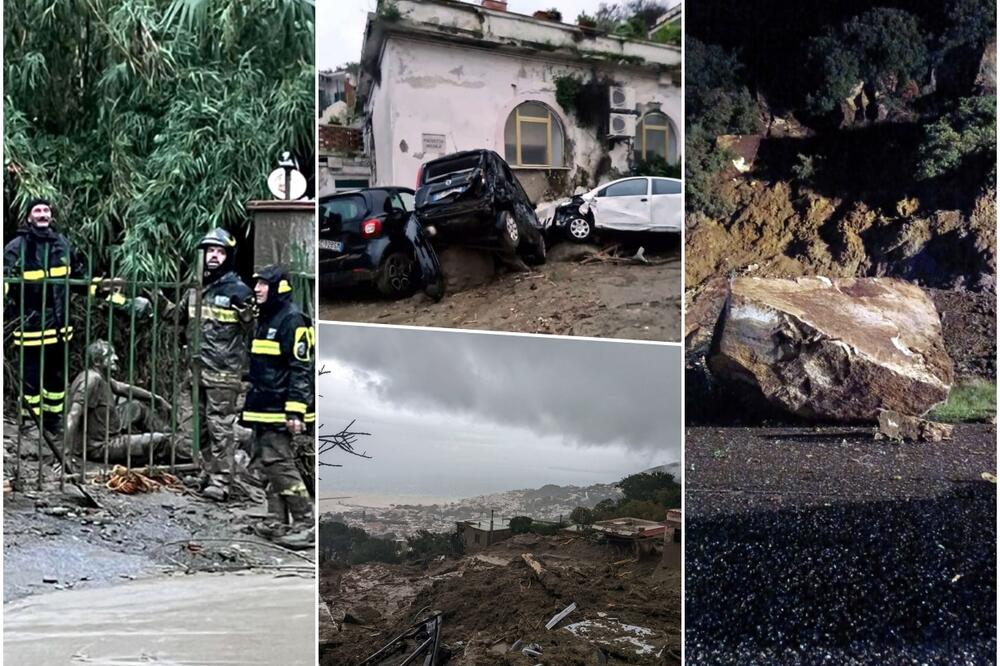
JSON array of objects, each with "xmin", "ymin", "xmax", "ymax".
[
  {"xmin": 636, "ymin": 111, "xmax": 677, "ymax": 163},
  {"xmin": 504, "ymin": 102, "xmax": 565, "ymax": 167}
]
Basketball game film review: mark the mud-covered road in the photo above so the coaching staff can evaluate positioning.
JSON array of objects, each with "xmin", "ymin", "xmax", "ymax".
[
  {"xmin": 4, "ymin": 572, "xmax": 315, "ymax": 665},
  {"xmin": 684, "ymin": 425, "xmax": 997, "ymax": 664},
  {"xmin": 3, "ymin": 481, "xmax": 311, "ymax": 600},
  {"xmin": 319, "ymin": 238, "xmax": 681, "ymax": 341},
  {"xmin": 4, "ymin": 474, "xmax": 317, "ymax": 664}
]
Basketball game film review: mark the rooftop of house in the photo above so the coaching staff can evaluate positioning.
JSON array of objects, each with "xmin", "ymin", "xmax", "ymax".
[
  {"xmin": 359, "ymin": 0, "xmax": 681, "ymax": 99},
  {"xmin": 459, "ymin": 518, "xmax": 512, "ymax": 532},
  {"xmin": 591, "ymin": 517, "xmax": 667, "ymax": 539}
]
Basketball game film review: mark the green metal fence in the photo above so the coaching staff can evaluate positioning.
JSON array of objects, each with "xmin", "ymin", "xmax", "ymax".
[{"xmin": 3, "ymin": 245, "xmax": 314, "ymax": 493}]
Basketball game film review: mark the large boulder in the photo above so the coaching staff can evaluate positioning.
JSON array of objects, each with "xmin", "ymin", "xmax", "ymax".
[{"xmin": 708, "ymin": 277, "xmax": 954, "ymax": 421}]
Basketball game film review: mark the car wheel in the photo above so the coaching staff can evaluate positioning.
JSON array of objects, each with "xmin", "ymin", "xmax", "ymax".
[
  {"xmin": 567, "ymin": 217, "xmax": 593, "ymax": 243},
  {"xmin": 524, "ymin": 235, "xmax": 547, "ymax": 265},
  {"xmin": 499, "ymin": 210, "xmax": 520, "ymax": 250},
  {"xmin": 375, "ymin": 250, "xmax": 416, "ymax": 298},
  {"xmin": 424, "ymin": 274, "xmax": 446, "ymax": 302}
]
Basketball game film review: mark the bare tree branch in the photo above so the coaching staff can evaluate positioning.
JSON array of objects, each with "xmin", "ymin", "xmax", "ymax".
[{"xmin": 318, "ymin": 419, "xmax": 372, "ymax": 468}]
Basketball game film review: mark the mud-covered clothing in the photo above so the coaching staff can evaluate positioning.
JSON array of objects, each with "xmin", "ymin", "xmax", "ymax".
[
  {"xmin": 4, "ymin": 225, "xmax": 82, "ymax": 425},
  {"xmin": 171, "ymin": 270, "xmax": 251, "ymax": 486},
  {"xmin": 256, "ymin": 428, "xmax": 312, "ymax": 522},
  {"xmin": 183, "ymin": 271, "xmax": 255, "ymax": 387},
  {"xmin": 200, "ymin": 385, "xmax": 241, "ymax": 476},
  {"xmin": 66, "ymin": 369, "xmax": 167, "ymax": 463},
  {"xmin": 242, "ymin": 301, "xmax": 315, "ymax": 428}
]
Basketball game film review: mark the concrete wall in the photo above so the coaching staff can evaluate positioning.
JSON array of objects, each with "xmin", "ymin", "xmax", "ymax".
[
  {"xmin": 366, "ymin": 35, "xmax": 681, "ymax": 202},
  {"xmin": 460, "ymin": 525, "xmax": 512, "ymax": 551}
]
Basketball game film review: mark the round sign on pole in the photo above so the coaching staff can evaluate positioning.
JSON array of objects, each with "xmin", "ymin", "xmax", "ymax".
[{"xmin": 267, "ymin": 167, "xmax": 307, "ymax": 200}]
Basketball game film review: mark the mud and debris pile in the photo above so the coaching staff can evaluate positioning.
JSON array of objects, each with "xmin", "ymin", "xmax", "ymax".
[
  {"xmin": 321, "ymin": 236, "xmax": 681, "ymax": 341},
  {"xmin": 320, "ymin": 534, "xmax": 681, "ymax": 665}
]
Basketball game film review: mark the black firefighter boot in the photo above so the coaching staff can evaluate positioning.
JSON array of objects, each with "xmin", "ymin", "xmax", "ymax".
[
  {"xmin": 273, "ymin": 494, "xmax": 314, "ymax": 551},
  {"xmin": 253, "ymin": 492, "xmax": 292, "ymax": 540}
]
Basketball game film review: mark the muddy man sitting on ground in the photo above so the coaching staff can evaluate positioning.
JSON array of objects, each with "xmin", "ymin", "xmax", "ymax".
[{"xmin": 64, "ymin": 340, "xmax": 175, "ymax": 464}]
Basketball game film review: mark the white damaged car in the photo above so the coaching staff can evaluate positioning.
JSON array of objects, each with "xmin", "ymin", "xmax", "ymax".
[{"xmin": 538, "ymin": 176, "xmax": 683, "ymax": 243}]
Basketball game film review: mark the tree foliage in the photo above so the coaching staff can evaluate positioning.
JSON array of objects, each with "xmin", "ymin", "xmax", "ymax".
[
  {"xmin": 685, "ymin": 38, "xmax": 760, "ymax": 217},
  {"xmin": 3, "ymin": 0, "xmax": 315, "ymax": 280},
  {"xmin": 509, "ymin": 516, "xmax": 533, "ymax": 534},
  {"xmin": 573, "ymin": 471, "xmax": 681, "ymax": 525},
  {"xmin": 917, "ymin": 96, "xmax": 997, "ymax": 180},
  {"xmin": 941, "ymin": 0, "xmax": 997, "ymax": 53},
  {"xmin": 595, "ymin": 0, "xmax": 669, "ymax": 38},
  {"xmin": 805, "ymin": 8, "xmax": 929, "ymax": 113},
  {"xmin": 406, "ymin": 529, "xmax": 464, "ymax": 561}
]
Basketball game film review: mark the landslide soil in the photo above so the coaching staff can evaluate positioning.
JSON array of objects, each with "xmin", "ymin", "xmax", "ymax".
[
  {"xmin": 685, "ymin": 181, "xmax": 996, "ymax": 292},
  {"xmin": 685, "ymin": 425, "xmax": 997, "ymax": 664},
  {"xmin": 320, "ymin": 237, "xmax": 681, "ymax": 342},
  {"xmin": 320, "ymin": 534, "xmax": 681, "ymax": 665}
]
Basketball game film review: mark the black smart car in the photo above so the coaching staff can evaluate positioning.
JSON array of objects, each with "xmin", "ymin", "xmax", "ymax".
[
  {"xmin": 319, "ymin": 187, "xmax": 444, "ymax": 300},
  {"xmin": 414, "ymin": 150, "xmax": 547, "ymax": 264}
]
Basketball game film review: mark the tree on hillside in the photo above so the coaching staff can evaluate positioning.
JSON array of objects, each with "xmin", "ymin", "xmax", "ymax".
[
  {"xmin": 618, "ymin": 470, "xmax": 681, "ymax": 507},
  {"xmin": 941, "ymin": 0, "xmax": 997, "ymax": 53},
  {"xmin": 805, "ymin": 8, "xmax": 929, "ymax": 113},
  {"xmin": 3, "ymin": 0, "xmax": 314, "ymax": 281},
  {"xmin": 570, "ymin": 506, "xmax": 594, "ymax": 525},
  {"xmin": 685, "ymin": 39, "xmax": 760, "ymax": 217},
  {"xmin": 917, "ymin": 96, "xmax": 997, "ymax": 180}
]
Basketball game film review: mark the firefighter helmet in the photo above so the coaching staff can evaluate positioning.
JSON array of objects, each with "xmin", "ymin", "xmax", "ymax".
[{"xmin": 198, "ymin": 228, "xmax": 237, "ymax": 250}]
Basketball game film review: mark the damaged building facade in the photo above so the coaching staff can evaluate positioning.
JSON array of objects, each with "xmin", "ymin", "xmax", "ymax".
[{"xmin": 359, "ymin": 0, "xmax": 682, "ymax": 203}]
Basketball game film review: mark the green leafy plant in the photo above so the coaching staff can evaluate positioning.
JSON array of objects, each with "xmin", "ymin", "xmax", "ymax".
[
  {"xmin": 805, "ymin": 8, "xmax": 929, "ymax": 113},
  {"xmin": 554, "ymin": 75, "xmax": 583, "ymax": 114},
  {"xmin": 634, "ymin": 155, "xmax": 681, "ymax": 179},
  {"xmin": 3, "ymin": 0, "xmax": 315, "ymax": 281},
  {"xmin": 377, "ymin": 0, "xmax": 401, "ymax": 21},
  {"xmin": 929, "ymin": 380, "xmax": 997, "ymax": 423},
  {"xmin": 917, "ymin": 96, "xmax": 997, "ymax": 180}
]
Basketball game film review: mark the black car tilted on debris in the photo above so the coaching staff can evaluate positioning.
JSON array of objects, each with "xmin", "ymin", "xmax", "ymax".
[
  {"xmin": 318, "ymin": 187, "xmax": 444, "ymax": 300},
  {"xmin": 414, "ymin": 149, "xmax": 547, "ymax": 264}
]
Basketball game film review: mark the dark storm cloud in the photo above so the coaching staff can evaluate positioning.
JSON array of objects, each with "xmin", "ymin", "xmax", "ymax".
[{"xmin": 319, "ymin": 325, "xmax": 681, "ymax": 455}]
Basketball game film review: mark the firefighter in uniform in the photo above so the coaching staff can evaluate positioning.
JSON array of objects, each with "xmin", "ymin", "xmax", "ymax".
[
  {"xmin": 3, "ymin": 198, "xmax": 81, "ymax": 434},
  {"xmin": 187, "ymin": 228, "xmax": 255, "ymax": 501},
  {"xmin": 242, "ymin": 264, "xmax": 315, "ymax": 546}
]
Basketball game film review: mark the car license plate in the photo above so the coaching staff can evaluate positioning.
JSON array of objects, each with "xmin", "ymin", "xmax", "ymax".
[{"xmin": 319, "ymin": 240, "xmax": 344, "ymax": 252}]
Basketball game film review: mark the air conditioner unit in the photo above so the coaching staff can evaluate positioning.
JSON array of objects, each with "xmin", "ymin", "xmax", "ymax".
[
  {"xmin": 608, "ymin": 113, "xmax": 636, "ymax": 138},
  {"xmin": 608, "ymin": 85, "xmax": 636, "ymax": 111}
]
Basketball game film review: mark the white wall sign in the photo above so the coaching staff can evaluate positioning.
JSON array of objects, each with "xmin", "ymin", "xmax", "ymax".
[{"xmin": 422, "ymin": 133, "xmax": 446, "ymax": 153}]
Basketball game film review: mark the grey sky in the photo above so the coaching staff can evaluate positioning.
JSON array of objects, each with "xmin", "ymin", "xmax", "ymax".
[
  {"xmin": 317, "ymin": 0, "xmax": 681, "ymax": 70},
  {"xmin": 317, "ymin": 325, "xmax": 682, "ymax": 499}
]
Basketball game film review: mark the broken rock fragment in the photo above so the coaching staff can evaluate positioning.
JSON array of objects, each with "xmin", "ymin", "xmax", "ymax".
[
  {"xmin": 709, "ymin": 277, "xmax": 953, "ymax": 421},
  {"xmin": 876, "ymin": 410, "xmax": 954, "ymax": 442}
]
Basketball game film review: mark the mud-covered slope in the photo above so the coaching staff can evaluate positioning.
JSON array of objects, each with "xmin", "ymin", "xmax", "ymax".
[
  {"xmin": 686, "ymin": 181, "xmax": 996, "ymax": 292},
  {"xmin": 321, "ymin": 534, "xmax": 681, "ymax": 665}
]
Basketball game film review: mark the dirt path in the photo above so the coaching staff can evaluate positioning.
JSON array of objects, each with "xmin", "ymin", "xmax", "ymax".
[
  {"xmin": 685, "ymin": 425, "xmax": 997, "ymax": 664},
  {"xmin": 319, "ymin": 243, "xmax": 682, "ymax": 341}
]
